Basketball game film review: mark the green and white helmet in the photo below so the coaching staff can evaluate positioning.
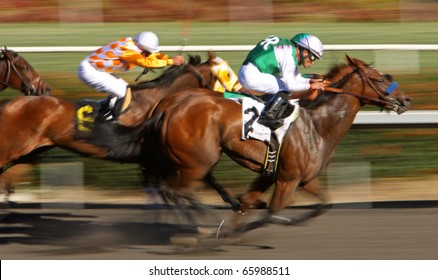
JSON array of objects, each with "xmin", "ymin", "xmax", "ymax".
[{"xmin": 291, "ymin": 33, "xmax": 324, "ymax": 59}]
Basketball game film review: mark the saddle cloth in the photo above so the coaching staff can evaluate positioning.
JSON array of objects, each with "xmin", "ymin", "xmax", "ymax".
[{"xmin": 241, "ymin": 97, "xmax": 300, "ymax": 143}]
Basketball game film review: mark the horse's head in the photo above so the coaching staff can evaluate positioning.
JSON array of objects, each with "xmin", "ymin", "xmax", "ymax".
[
  {"xmin": 197, "ymin": 51, "xmax": 242, "ymax": 93},
  {"xmin": 325, "ymin": 54, "xmax": 411, "ymax": 114},
  {"xmin": 0, "ymin": 47, "xmax": 51, "ymax": 96}
]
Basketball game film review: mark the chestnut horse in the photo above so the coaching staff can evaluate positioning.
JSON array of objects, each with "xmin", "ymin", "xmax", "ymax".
[
  {"xmin": 0, "ymin": 52, "xmax": 245, "ymax": 203},
  {"xmin": 0, "ymin": 47, "xmax": 51, "ymax": 200},
  {"xmin": 0, "ymin": 55, "xmax": 212, "ymax": 202},
  {"xmin": 127, "ymin": 55, "xmax": 411, "ymax": 233},
  {"xmin": 0, "ymin": 47, "xmax": 51, "ymax": 96}
]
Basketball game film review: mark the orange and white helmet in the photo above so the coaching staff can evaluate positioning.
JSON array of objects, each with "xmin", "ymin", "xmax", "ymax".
[
  {"xmin": 291, "ymin": 33, "xmax": 324, "ymax": 60},
  {"xmin": 134, "ymin": 31, "xmax": 160, "ymax": 53}
]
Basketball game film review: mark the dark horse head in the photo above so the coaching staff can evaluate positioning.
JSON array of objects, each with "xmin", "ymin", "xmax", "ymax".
[
  {"xmin": 0, "ymin": 47, "xmax": 51, "ymax": 96},
  {"xmin": 301, "ymin": 54, "xmax": 411, "ymax": 114}
]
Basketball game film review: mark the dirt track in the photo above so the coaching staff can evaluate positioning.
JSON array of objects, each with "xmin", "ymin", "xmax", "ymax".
[
  {"xmin": 1, "ymin": 176, "xmax": 438, "ymax": 259},
  {"xmin": 1, "ymin": 201, "xmax": 438, "ymax": 260},
  {"xmin": 1, "ymin": 205, "xmax": 438, "ymax": 260}
]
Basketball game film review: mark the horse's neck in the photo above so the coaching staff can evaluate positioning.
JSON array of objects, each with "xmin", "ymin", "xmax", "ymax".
[
  {"xmin": 121, "ymin": 88, "xmax": 162, "ymax": 123},
  {"xmin": 120, "ymin": 68, "xmax": 208, "ymax": 126},
  {"xmin": 308, "ymin": 90, "xmax": 363, "ymax": 148}
]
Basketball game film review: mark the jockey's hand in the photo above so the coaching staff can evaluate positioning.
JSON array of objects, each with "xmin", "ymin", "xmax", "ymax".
[
  {"xmin": 323, "ymin": 79, "xmax": 332, "ymax": 87},
  {"xmin": 310, "ymin": 79, "xmax": 325, "ymax": 90},
  {"xmin": 172, "ymin": 55, "xmax": 186, "ymax": 66}
]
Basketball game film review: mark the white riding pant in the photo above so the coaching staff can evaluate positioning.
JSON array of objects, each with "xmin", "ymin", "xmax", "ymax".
[
  {"xmin": 238, "ymin": 62, "xmax": 286, "ymax": 95},
  {"xmin": 78, "ymin": 59, "xmax": 128, "ymax": 98}
]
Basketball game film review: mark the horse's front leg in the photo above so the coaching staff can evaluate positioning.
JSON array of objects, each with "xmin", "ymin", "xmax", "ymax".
[
  {"xmin": 270, "ymin": 177, "xmax": 331, "ymax": 225},
  {"xmin": 227, "ymin": 176, "xmax": 294, "ymax": 235},
  {"xmin": 302, "ymin": 177, "xmax": 332, "ymax": 212},
  {"xmin": 0, "ymin": 175, "xmax": 12, "ymax": 204},
  {"xmin": 219, "ymin": 175, "xmax": 274, "ymax": 236},
  {"xmin": 237, "ymin": 175, "xmax": 275, "ymax": 211}
]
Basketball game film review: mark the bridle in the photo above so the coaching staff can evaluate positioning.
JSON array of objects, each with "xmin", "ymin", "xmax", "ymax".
[
  {"xmin": 0, "ymin": 50, "xmax": 42, "ymax": 95},
  {"xmin": 325, "ymin": 64, "xmax": 404, "ymax": 113}
]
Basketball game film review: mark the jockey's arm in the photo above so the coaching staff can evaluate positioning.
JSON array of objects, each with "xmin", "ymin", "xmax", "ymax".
[
  {"xmin": 291, "ymin": 79, "xmax": 332, "ymax": 101},
  {"xmin": 279, "ymin": 57, "xmax": 312, "ymax": 92},
  {"xmin": 121, "ymin": 51, "xmax": 173, "ymax": 68}
]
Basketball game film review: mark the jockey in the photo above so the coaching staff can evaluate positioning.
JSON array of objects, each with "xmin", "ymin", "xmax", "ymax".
[
  {"xmin": 78, "ymin": 31, "xmax": 185, "ymax": 120},
  {"xmin": 238, "ymin": 33, "xmax": 327, "ymax": 129}
]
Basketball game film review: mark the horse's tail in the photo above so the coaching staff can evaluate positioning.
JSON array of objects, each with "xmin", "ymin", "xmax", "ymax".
[{"xmin": 142, "ymin": 110, "xmax": 166, "ymax": 147}]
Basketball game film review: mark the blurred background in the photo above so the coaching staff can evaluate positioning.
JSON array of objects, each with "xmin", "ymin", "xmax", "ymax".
[{"xmin": 0, "ymin": 0, "xmax": 437, "ymax": 205}]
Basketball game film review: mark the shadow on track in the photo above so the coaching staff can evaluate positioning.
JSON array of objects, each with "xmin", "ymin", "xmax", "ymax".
[{"xmin": 0, "ymin": 205, "xmax": 212, "ymax": 255}]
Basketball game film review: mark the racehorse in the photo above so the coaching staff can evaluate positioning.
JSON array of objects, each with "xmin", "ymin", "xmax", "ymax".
[
  {"xmin": 0, "ymin": 47, "xmax": 51, "ymax": 200},
  {"xmin": 115, "ymin": 54, "xmax": 411, "ymax": 233},
  {"xmin": 0, "ymin": 55, "xmax": 210, "ymax": 203},
  {"xmin": 0, "ymin": 47, "xmax": 51, "ymax": 96},
  {"xmin": 0, "ymin": 49, "xmax": 251, "ymax": 205}
]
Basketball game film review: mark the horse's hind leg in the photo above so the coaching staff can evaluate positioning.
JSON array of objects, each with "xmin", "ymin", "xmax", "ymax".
[
  {"xmin": 203, "ymin": 172, "xmax": 243, "ymax": 212},
  {"xmin": 164, "ymin": 167, "xmax": 214, "ymax": 224}
]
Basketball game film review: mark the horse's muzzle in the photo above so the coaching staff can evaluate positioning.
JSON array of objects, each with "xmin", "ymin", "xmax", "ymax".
[
  {"xmin": 40, "ymin": 87, "xmax": 52, "ymax": 96},
  {"xmin": 393, "ymin": 96, "xmax": 412, "ymax": 114},
  {"xmin": 31, "ymin": 79, "xmax": 51, "ymax": 96}
]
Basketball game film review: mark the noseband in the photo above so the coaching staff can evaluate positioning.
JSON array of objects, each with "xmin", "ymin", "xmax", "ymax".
[
  {"xmin": 0, "ymin": 51, "xmax": 40, "ymax": 95},
  {"xmin": 325, "ymin": 65, "xmax": 402, "ymax": 112}
]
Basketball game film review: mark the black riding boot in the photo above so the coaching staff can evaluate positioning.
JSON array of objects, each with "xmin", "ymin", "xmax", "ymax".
[
  {"xmin": 257, "ymin": 91, "xmax": 289, "ymax": 130},
  {"xmin": 99, "ymin": 95, "xmax": 119, "ymax": 121}
]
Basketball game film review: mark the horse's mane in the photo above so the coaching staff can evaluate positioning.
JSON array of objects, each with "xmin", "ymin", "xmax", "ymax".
[
  {"xmin": 131, "ymin": 54, "xmax": 202, "ymax": 90},
  {"xmin": 300, "ymin": 63, "xmax": 349, "ymax": 109}
]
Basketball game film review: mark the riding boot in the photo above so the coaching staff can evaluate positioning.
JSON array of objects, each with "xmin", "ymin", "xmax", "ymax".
[
  {"xmin": 258, "ymin": 91, "xmax": 289, "ymax": 130},
  {"xmin": 99, "ymin": 95, "xmax": 118, "ymax": 121}
]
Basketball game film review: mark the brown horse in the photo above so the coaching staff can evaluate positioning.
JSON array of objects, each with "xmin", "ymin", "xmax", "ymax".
[
  {"xmin": 0, "ymin": 47, "xmax": 51, "ymax": 96},
  {"xmin": 0, "ymin": 47, "xmax": 51, "ymax": 200},
  {"xmin": 0, "ymin": 55, "xmax": 213, "ymax": 202},
  {"xmin": 124, "ymin": 54, "xmax": 411, "ymax": 233}
]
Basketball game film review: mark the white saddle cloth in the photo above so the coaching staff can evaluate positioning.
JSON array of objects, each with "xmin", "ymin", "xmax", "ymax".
[{"xmin": 241, "ymin": 97, "xmax": 300, "ymax": 143}]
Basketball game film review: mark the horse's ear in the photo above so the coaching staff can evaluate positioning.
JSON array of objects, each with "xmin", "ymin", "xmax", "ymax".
[
  {"xmin": 345, "ymin": 53, "xmax": 354, "ymax": 64},
  {"xmin": 345, "ymin": 53, "xmax": 359, "ymax": 68}
]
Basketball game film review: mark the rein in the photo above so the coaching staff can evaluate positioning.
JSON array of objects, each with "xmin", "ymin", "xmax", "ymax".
[
  {"xmin": 324, "ymin": 66, "xmax": 400, "ymax": 111},
  {"xmin": 0, "ymin": 55, "xmax": 12, "ymax": 89}
]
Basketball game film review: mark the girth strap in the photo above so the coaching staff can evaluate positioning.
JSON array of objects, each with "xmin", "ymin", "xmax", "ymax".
[{"xmin": 263, "ymin": 134, "xmax": 281, "ymax": 178}]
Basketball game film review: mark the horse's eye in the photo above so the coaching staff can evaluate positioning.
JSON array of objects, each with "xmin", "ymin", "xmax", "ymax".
[
  {"xmin": 384, "ymin": 74, "xmax": 394, "ymax": 82},
  {"xmin": 377, "ymin": 78, "xmax": 384, "ymax": 83}
]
